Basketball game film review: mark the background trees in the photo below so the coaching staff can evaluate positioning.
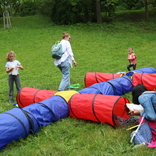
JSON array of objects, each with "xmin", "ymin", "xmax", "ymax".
[{"xmin": 0, "ymin": 0, "xmax": 156, "ymax": 24}]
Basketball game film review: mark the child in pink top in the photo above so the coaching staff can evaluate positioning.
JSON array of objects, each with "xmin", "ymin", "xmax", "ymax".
[{"xmin": 127, "ymin": 48, "xmax": 137, "ymax": 71}]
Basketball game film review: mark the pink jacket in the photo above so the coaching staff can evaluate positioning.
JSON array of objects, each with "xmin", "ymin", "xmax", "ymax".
[{"xmin": 128, "ymin": 53, "xmax": 137, "ymax": 64}]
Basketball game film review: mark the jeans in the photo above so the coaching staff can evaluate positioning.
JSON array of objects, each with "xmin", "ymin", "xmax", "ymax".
[
  {"xmin": 8, "ymin": 74, "xmax": 21, "ymax": 101},
  {"xmin": 127, "ymin": 64, "xmax": 136, "ymax": 71},
  {"xmin": 139, "ymin": 92, "xmax": 156, "ymax": 121},
  {"xmin": 57, "ymin": 58, "xmax": 70, "ymax": 91}
]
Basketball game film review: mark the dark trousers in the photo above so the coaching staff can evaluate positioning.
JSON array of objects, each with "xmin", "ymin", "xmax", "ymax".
[
  {"xmin": 8, "ymin": 74, "xmax": 21, "ymax": 101},
  {"xmin": 127, "ymin": 64, "xmax": 136, "ymax": 71}
]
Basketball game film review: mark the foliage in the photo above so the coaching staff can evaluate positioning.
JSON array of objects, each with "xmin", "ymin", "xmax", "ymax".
[
  {"xmin": 39, "ymin": 0, "xmax": 96, "ymax": 25},
  {"xmin": 117, "ymin": 0, "xmax": 144, "ymax": 10},
  {"xmin": 38, "ymin": 0, "xmax": 54, "ymax": 17},
  {"xmin": 19, "ymin": 1, "xmax": 39, "ymax": 16},
  {"xmin": 101, "ymin": 0, "xmax": 118, "ymax": 17}
]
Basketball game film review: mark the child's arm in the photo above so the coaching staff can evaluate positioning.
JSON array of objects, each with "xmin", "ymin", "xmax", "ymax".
[
  {"xmin": 6, "ymin": 67, "xmax": 14, "ymax": 73},
  {"xmin": 128, "ymin": 54, "xmax": 136, "ymax": 60},
  {"xmin": 16, "ymin": 65, "xmax": 24, "ymax": 70}
]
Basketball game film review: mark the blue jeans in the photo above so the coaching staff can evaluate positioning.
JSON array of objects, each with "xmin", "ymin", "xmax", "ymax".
[
  {"xmin": 139, "ymin": 92, "xmax": 156, "ymax": 121},
  {"xmin": 57, "ymin": 58, "xmax": 70, "ymax": 91}
]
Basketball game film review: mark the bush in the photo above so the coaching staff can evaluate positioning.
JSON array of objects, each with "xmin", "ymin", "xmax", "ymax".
[
  {"xmin": 19, "ymin": 1, "xmax": 39, "ymax": 17},
  {"xmin": 39, "ymin": 1, "xmax": 54, "ymax": 17}
]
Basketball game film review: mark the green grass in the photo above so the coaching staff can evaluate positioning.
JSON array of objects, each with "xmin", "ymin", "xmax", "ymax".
[{"xmin": 0, "ymin": 11, "xmax": 156, "ymax": 155}]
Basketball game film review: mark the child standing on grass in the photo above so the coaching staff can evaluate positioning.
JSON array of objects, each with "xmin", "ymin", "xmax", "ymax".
[
  {"xmin": 127, "ymin": 48, "xmax": 137, "ymax": 71},
  {"xmin": 5, "ymin": 51, "xmax": 24, "ymax": 103}
]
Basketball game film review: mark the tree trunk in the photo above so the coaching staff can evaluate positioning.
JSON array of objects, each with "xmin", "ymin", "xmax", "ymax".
[
  {"xmin": 96, "ymin": 0, "xmax": 102, "ymax": 24},
  {"xmin": 145, "ymin": 0, "xmax": 149, "ymax": 19}
]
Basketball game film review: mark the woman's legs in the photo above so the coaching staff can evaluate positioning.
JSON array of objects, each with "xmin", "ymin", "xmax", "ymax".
[{"xmin": 58, "ymin": 59, "xmax": 70, "ymax": 91}]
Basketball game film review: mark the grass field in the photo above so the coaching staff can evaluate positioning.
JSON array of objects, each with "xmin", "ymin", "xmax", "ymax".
[{"xmin": 0, "ymin": 10, "xmax": 156, "ymax": 155}]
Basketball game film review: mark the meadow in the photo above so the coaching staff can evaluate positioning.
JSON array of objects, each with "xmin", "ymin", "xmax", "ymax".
[{"xmin": 0, "ymin": 10, "xmax": 156, "ymax": 155}]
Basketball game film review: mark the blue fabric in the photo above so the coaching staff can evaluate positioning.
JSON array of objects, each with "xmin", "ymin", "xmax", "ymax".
[
  {"xmin": 0, "ymin": 108, "xmax": 31, "ymax": 149},
  {"xmin": 126, "ymin": 67, "xmax": 156, "ymax": 76},
  {"xmin": 133, "ymin": 67, "xmax": 156, "ymax": 74},
  {"xmin": 57, "ymin": 58, "xmax": 70, "ymax": 91},
  {"xmin": 0, "ymin": 95, "xmax": 69, "ymax": 149},
  {"xmin": 79, "ymin": 75, "xmax": 132, "ymax": 96},
  {"xmin": 139, "ymin": 92, "xmax": 156, "ymax": 121},
  {"xmin": 23, "ymin": 95, "xmax": 69, "ymax": 127},
  {"xmin": 130, "ymin": 122, "xmax": 152, "ymax": 145}
]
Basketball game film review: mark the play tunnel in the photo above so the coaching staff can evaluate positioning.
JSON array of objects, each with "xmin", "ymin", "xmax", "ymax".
[
  {"xmin": 126, "ymin": 67, "xmax": 156, "ymax": 77},
  {"xmin": 79, "ymin": 75, "xmax": 132, "ymax": 96},
  {"xmin": 0, "ymin": 94, "xmax": 69, "ymax": 149},
  {"xmin": 84, "ymin": 72, "xmax": 121, "ymax": 87},
  {"xmin": 23, "ymin": 95, "xmax": 69, "ymax": 126},
  {"xmin": 132, "ymin": 73, "xmax": 156, "ymax": 91},
  {"xmin": 17, "ymin": 87, "xmax": 79, "ymax": 108},
  {"xmin": 0, "ymin": 107, "xmax": 40, "ymax": 149},
  {"xmin": 68, "ymin": 94, "xmax": 130, "ymax": 126},
  {"xmin": 16, "ymin": 87, "xmax": 57, "ymax": 108}
]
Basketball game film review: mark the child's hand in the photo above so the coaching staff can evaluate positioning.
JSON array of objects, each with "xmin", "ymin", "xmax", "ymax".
[
  {"xmin": 16, "ymin": 65, "xmax": 24, "ymax": 70},
  {"xmin": 129, "ymin": 109, "xmax": 141, "ymax": 116},
  {"xmin": 10, "ymin": 67, "xmax": 14, "ymax": 71}
]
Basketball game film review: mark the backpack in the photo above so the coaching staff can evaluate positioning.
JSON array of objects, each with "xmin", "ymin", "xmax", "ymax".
[{"xmin": 51, "ymin": 41, "xmax": 63, "ymax": 59}]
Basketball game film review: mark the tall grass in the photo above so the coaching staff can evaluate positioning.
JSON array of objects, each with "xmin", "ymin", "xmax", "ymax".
[{"xmin": 0, "ymin": 10, "xmax": 156, "ymax": 155}]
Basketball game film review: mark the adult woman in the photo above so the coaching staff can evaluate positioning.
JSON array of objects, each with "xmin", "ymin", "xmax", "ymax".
[
  {"xmin": 54, "ymin": 32, "xmax": 77, "ymax": 91},
  {"xmin": 130, "ymin": 91, "xmax": 156, "ymax": 121}
]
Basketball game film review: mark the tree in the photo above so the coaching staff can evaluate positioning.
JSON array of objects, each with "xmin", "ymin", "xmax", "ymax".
[
  {"xmin": 96, "ymin": 0, "xmax": 102, "ymax": 24},
  {"xmin": 142, "ymin": 0, "xmax": 155, "ymax": 18}
]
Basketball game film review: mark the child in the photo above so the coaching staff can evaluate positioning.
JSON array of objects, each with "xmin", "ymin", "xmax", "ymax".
[
  {"xmin": 5, "ymin": 51, "xmax": 24, "ymax": 103},
  {"xmin": 127, "ymin": 48, "xmax": 137, "ymax": 71}
]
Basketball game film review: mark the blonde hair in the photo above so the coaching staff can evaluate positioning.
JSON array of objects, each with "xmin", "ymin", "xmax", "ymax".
[
  {"xmin": 62, "ymin": 32, "xmax": 70, "ymax": 39},
  {"xmin": 128, "ymin": 48, "xmax": 134, "ymax": 53},
  {"xmin": 6, "ymin": 51, "xmax": 16, "ymax": 61}
]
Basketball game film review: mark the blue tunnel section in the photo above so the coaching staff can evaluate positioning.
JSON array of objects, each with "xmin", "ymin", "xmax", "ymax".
[{"xmin": 79, "ymin": 75, "xmax": 132, "ymax": 95}]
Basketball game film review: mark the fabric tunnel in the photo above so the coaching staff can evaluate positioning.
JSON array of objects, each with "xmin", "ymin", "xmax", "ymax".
[
  {"xmin": 79, "ymin": 75, "xmax": 132, "ymax": 96},
  {"xmin": 84, "ymin": 72, "xmax": 122, "ymax": 87},
  {"xmin": 126, "ymin": 67, "xmax": 156, "ymax": 77},
  {"xmin": 54, "ymin": 90, "xmax": 80, "ymax": 103},
  {"xmin": 0, "ymin": 95, "xmax": 69, "ymax": 149},
  {"xmin": 68, "ymin": 94, "xmax": 130, "ymax": 127},
  {"xmin": 16, "ymin": 87, "xmax": 58, "ymax": 108},
  {"xmin": 0, "ymin": 107, "xmax": 40, "ymax": 149},
  {"xmin": 22, "ymin": 95, "xmax": 69, "ymax": 127},
  {"xmin": 132, "ymin": 73, "xmax": 156, "ymax": 91}
]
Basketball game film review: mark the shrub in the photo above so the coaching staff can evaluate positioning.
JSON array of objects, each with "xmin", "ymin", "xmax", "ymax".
[{"xmin": 19, "ymin": 1, "xmax": 39, "ymax": 17}]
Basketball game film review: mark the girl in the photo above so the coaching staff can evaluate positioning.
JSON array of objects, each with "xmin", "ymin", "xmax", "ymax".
[
  {"xmin": 127, "ymin": 48, "xmax": 137, "ymax": 71},
  {"xmin": 5, "ymin": 51, "xmax": 24, "ymax": 103}
]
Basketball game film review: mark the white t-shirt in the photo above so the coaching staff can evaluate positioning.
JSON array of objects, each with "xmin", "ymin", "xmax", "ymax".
[
  {"xmin": 54, "ymin": 39, "xmax": 74, "ymax": 66},
  {"xmin": 5, "ymin": 60, "xmax": 21, "ymax": 75}
]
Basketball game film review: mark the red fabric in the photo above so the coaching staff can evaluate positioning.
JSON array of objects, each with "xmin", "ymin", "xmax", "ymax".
[
  {"xmin": 85, "ymin": 72, "xmax": 121, "ymax": 87},
  {"xmin": 68, "ymin": 94, "xmax": 130, "ymax": 126},
  {"xmin": 16, "ymin": 87, "xmax": 57, "ymax": 108},
  {"xmin": 132, "ymin": 73, "xmax": 156, "ymax": 91}
]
